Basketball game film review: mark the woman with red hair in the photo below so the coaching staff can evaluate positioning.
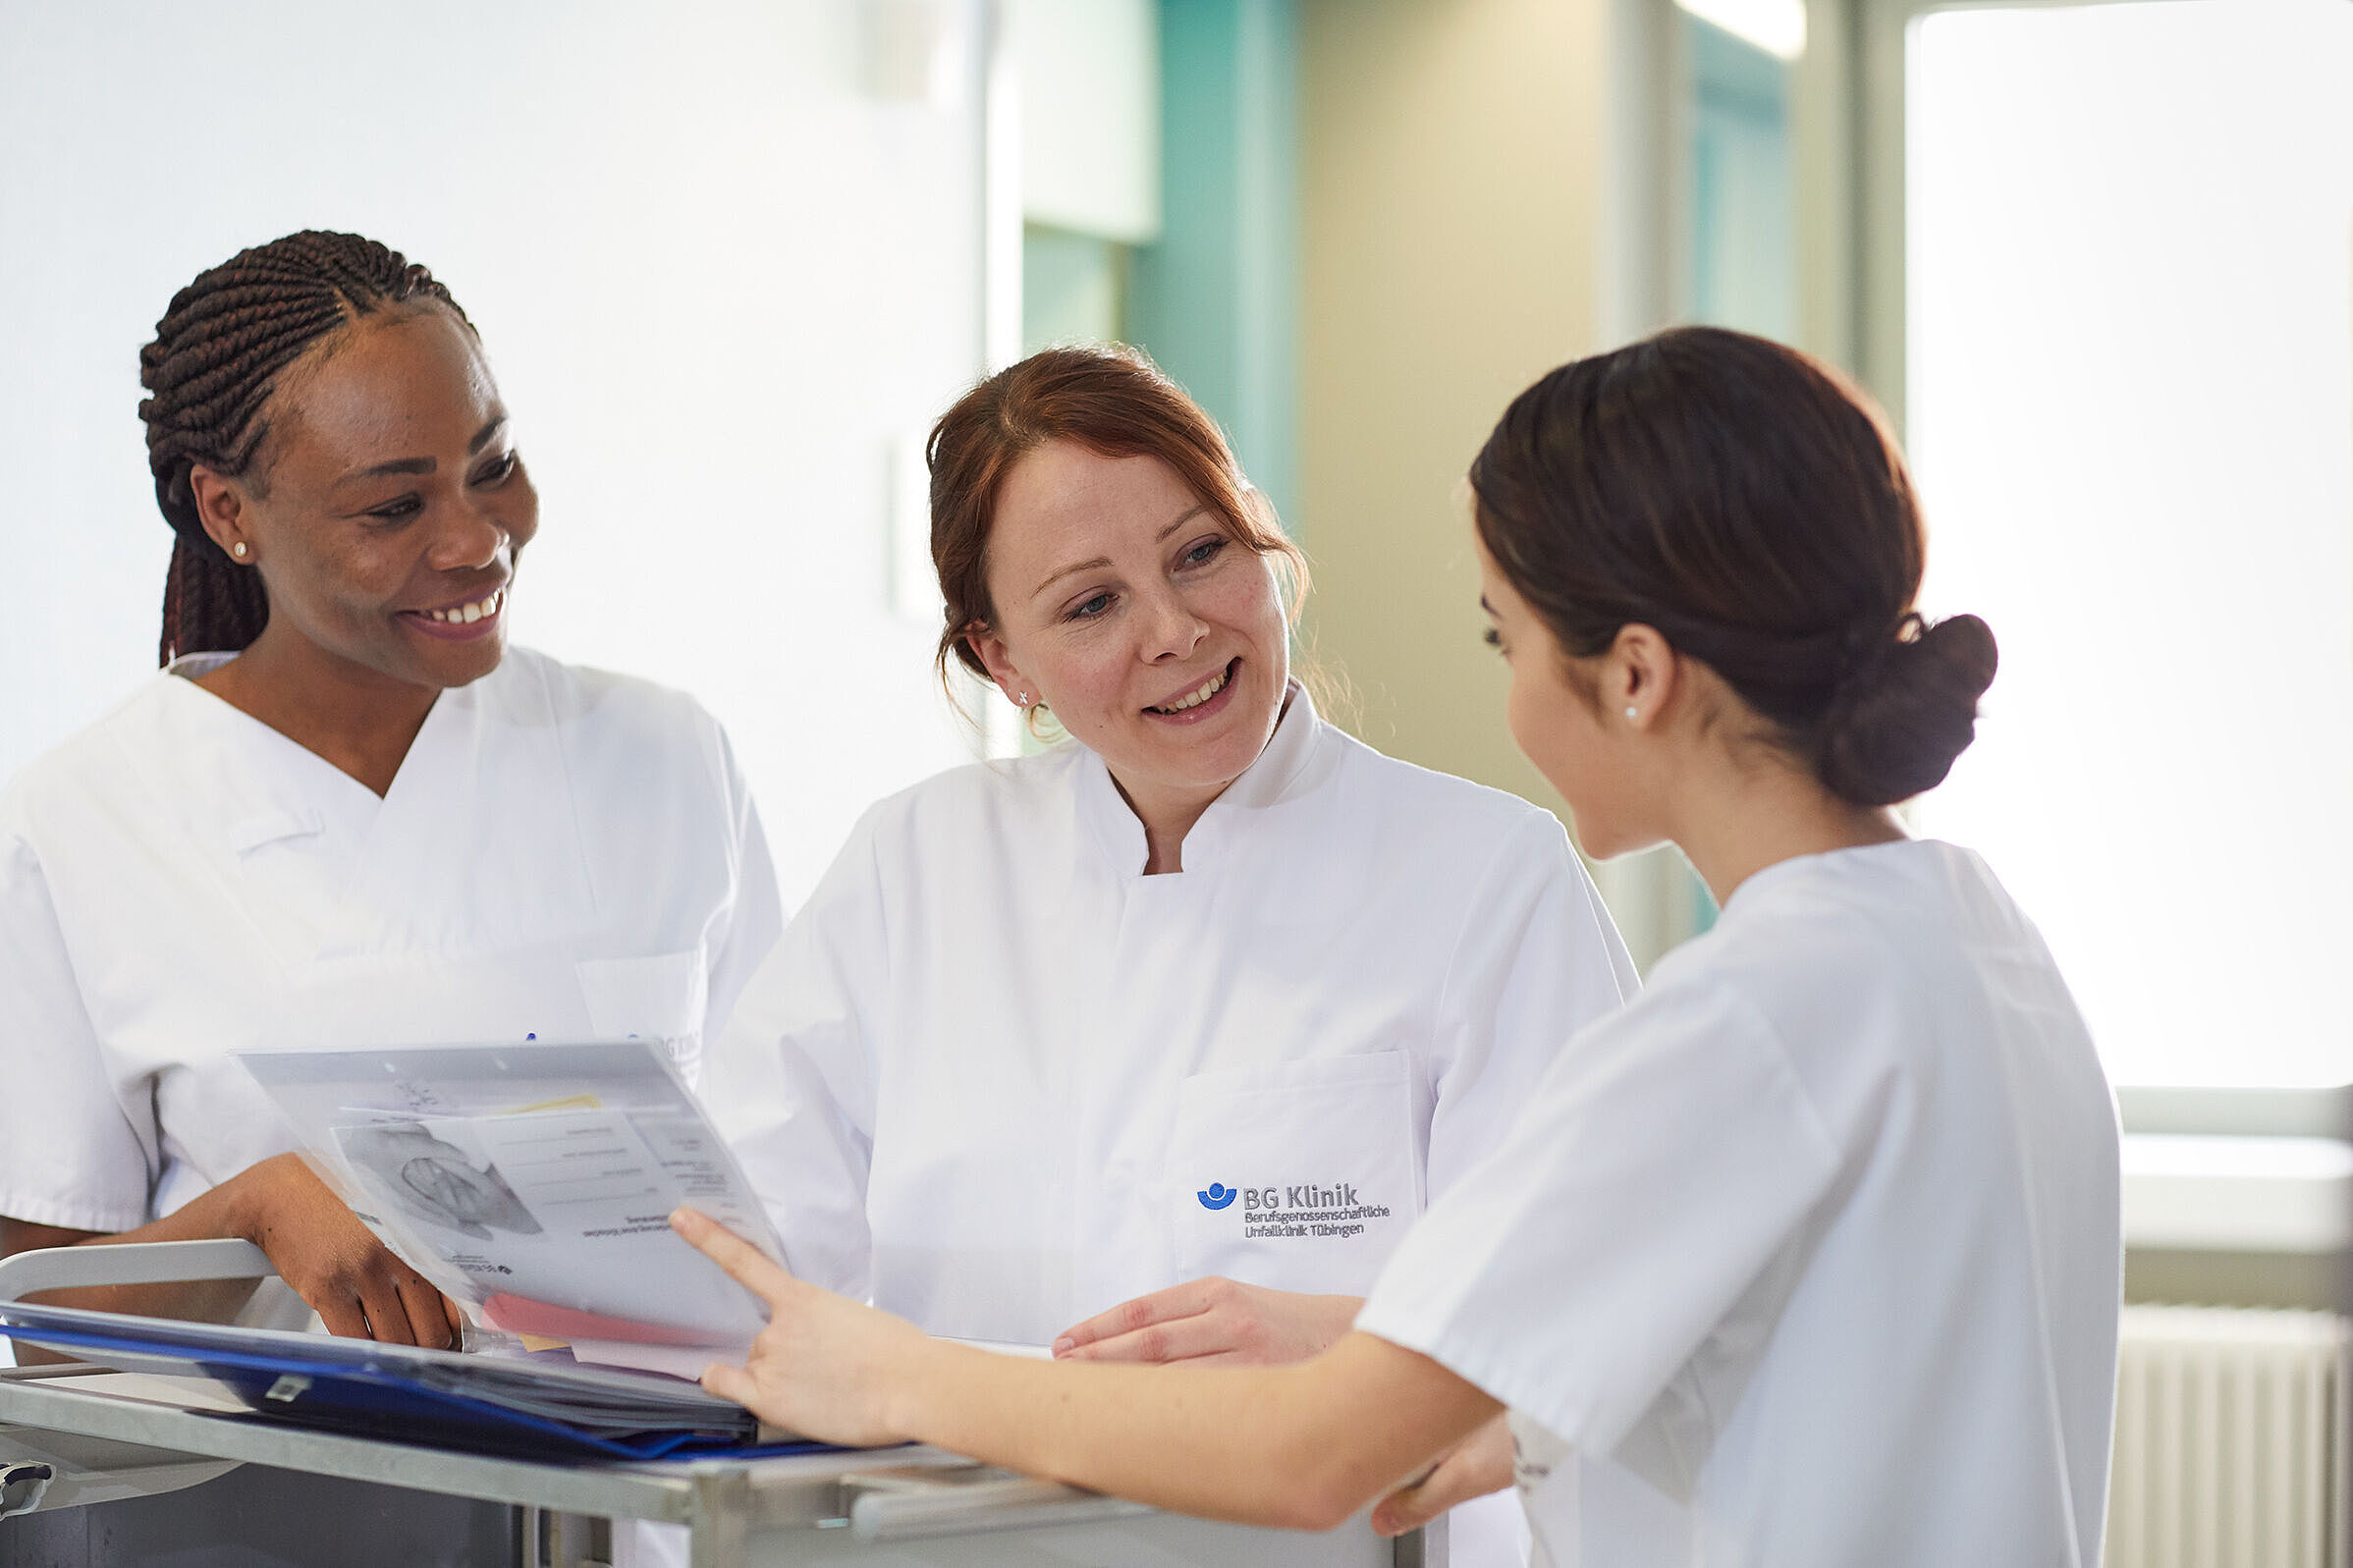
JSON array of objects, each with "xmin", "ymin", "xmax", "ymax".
[{"xmin": 703, "ymin": 344, "xmax": 1636, "ymax": 1563}]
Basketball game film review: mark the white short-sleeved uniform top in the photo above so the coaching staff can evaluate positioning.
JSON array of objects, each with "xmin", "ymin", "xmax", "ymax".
[
  {"xmin": 1357, "ymin": 838, "xmax": 2121, "ymax": 1568},
  {"xmin": 707, "ymin": 687, "xmax": 1637, "ymax": 1337},
  {"xmin": 0, "ymin": 645, "xmax": 783, "ymax": 1237}
]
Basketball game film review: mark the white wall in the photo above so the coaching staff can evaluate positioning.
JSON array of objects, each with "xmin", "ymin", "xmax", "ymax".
[{"xmin": 0, "ymin": 0, "xmax": 990, "ymax": 902}]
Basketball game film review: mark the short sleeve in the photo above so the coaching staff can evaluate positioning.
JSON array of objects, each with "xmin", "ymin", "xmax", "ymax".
[
  {"xmin": 1356, "ymin": 975, "xmax": 1841, "ymax": 1458},
  {"xmin": 700, "ymin": 806, "xmax": 893, "ymax": 1302},
  {"xmin": 1425, "ymin": 811, "xmax": 1638, "ymax": 1204},
  {"xmin": 0, "ymin": 829, "xmax": 156, "ymax": 1232}
]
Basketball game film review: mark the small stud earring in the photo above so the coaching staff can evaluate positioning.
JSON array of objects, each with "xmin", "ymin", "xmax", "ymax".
[
  {"xmin": 231, "ymin": 541, "xmax": 249, "ymax": 560},
  {"xmin": 1623, "ymin": 706, "xmax": 1639, "ymax": 721},
  {"xmin": 1016, "ymin": 690, "xmax": 1029, "ymax": 706}
]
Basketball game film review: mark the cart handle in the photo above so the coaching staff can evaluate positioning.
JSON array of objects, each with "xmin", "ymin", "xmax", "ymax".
[{"xmin": 0, "ymin": 1239, "xmax": 276, "ymax": 1306}]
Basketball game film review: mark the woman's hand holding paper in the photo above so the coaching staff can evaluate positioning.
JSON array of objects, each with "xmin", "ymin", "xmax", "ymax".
[
  {"xmin": 0, "ymin": 1153, "xmax": 459, "ymax": 1349},
  {"xmin": 672, "ymin": 1206, "xmax": 930, "ymax": 1447},
  {"xmin": 232, "ymin": 1153, "xmax": 463, "ymax": 1348}
]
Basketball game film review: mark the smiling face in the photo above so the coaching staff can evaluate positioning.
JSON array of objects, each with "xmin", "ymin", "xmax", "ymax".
[
  {"xmin": 195, "ymin": 305, "xmax": 536, "ymax": 691},
  {"xmin": 970, "ymin": 440, "xmax": 1290, "ymax": 808}
]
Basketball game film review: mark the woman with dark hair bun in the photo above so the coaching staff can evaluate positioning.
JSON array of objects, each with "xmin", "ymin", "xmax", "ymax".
[
  {"xmin": 1463, "ymin": 325, "xmax": 2000, "ymax": 815},
  {"xmin": 0, "ymin": 232, "xmax": 781, "ymax": 1345},
  {"xmin": 678, "ymin": 328, "xmax": 2120, "ymax": 1568}
]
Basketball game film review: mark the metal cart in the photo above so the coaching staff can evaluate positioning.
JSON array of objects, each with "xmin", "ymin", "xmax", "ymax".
[{"xmin": 0, "ymin": 1241, "xmax": 1437, "ymax": 1568}]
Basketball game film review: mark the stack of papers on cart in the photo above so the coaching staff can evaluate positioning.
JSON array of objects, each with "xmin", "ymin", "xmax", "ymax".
[
  {"xmin": 233, "ymin": 1040, "xmax": 782, "ymax": 1378},
  {"xmin": 0, "ymin": 1040, "xmax": 812, "ymax": 1459},
  {"xmin": 0, "ymin": 1303, "xmax": 785, "ymax": 1460}
]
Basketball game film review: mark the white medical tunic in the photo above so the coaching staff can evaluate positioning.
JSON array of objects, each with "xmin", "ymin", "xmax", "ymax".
[
  {"xmin": 704, "ymin": 687, "xmax": 1632, "ymax": 1565},
  {"xmin": 0, "ymin": 646, "xmax": 783, "ymax": 1242},
  {"xmin": 1357, "ymin": 839, "xmax": 2120, "ymax": 1568}
]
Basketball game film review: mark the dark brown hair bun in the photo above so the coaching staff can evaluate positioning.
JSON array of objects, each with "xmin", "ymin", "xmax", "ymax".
[
  {"xmin": 1816, "ymin": 612, "xmax": 1998, "ymax": 807},
  {"xmin": 1470, "ymin": 326, "xmax": 1997, "ymax": 807}
]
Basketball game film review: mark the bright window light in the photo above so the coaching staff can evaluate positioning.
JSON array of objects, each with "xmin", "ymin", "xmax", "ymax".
[
  {"xmin": 1673, "ymin": 0, "xmax": 1806, "ymax": 61},
  {"xmin": 1908, "ymin": 1, "xmax": 2353, "ymax": 1088}
]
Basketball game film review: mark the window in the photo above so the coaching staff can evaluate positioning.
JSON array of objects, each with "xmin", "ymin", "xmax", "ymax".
[
  {"xmin": 1904, "ymin": 0, "xmax": 2353, "ymax": 1089},
  {"xmin": 1659, "ymin": 0, "xmax": 1814, "ymax": 946},
  {"xmin": 1683, "ymin": 0, "xmax": 1800, "ymax": 344}
]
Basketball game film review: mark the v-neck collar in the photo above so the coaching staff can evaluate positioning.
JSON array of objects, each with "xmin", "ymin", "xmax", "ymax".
[
  {"xmin": 164, "ymin": 650, "xmax": 451, "ymax": 812},
  {"xmin": 1073, "ymin": 681, "xmax": 1335, "ymax": 877},
  {"xmin": 146, "ymin": 648, "xmax": 595, "ymax": 962}
]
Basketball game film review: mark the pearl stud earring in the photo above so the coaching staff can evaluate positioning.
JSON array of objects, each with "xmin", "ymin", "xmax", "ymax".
[
  {"xmin": 1623, "ymin": 706, "xmax": 1639, "ymax": 721},
  {"xmin": 232, "ymin": 541, "xmax": 249, "ymax": 560}
]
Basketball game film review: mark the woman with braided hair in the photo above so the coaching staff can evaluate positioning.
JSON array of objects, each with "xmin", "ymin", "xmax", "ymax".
[{"xmin": 0, "ymin": 231, "xmax": 781, "ymax": 1345}]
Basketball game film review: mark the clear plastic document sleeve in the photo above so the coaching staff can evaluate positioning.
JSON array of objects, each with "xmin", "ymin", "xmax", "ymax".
[{"xmin": 235, "ymin": 1040, "xmax": 781, "ymax": 1373}]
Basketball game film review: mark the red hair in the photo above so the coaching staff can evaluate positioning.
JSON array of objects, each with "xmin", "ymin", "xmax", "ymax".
[{"xmin": 928, "ymin": 345, "xmax": 1306, "ymax": 689}]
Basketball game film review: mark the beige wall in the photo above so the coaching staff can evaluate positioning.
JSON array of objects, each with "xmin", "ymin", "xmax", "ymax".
[
  {"xmin": 1298, "ymin": 0, "xmax": 1606, "ymax": 810},
  {"xmin": 1297, "ymin": 0, "xmax": 1702, "ymax": 961}
]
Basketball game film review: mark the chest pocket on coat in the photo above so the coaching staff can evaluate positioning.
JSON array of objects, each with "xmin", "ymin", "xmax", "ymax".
[
  {"xmin": 575, "ymin": 950, "xmax": 709, "ymax": 1084},
  {"xmin": 1167, "ymin": 1051, "xmax": 1422, "ymax": 1296}
]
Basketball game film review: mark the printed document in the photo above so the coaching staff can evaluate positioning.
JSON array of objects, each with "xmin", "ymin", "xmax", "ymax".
[{"xmin": 237, "ymin": 1041, "xmax": 777, "ymax": 1375}]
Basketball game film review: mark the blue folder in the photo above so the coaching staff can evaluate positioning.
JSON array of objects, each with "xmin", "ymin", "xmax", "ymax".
[{"xmin": 0, "ymin": 1302, "xmax": 832, "ymax": 1464}]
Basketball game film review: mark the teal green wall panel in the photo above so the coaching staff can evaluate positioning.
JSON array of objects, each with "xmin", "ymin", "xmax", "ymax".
[
  {"xmin": 1130, "ymin": 0, "xmax": 1301, "ymax": 540},
  {"xmin": 1023, "ymin": 224, "xmax": 1131, "ymax": 352}
]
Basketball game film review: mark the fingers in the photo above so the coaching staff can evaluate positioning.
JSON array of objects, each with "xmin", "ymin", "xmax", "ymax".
[
  {"xmin": 315, "ymin": 1294, "xmax": 372, "ymax": 1340},
  {"xmin": 300, "ymin": 1252, "xmax": 455, "ymax": 1348},
  {"xmin": 700, "ymin": 1359, "xmax": 758, "ymax": 1409},
  {"xmin": 1370, "ymin": 1417, "xmax": 1516, "ymax": 1537},
  {"xmin": 671, "ymin": 1208, "xmax": 794, "ymax": 1301},
  {"xmin": 1053, "ymin": 1278, "xmax": 1218, "ymax": 1356},
  {"xmin": 1056, "ymin": 1311, "xmax": 1238, "ymax": 1364},
  {"xmin": 1370, "ymin": 1488, "xmax": 1432, "ymax": 1537},
  {"xmin": 355, "ymin": 1254, "xmax": 461, "ymax": 1347},
  {"xmin": 395, "ymin": 1272, "xmax": 460, "ymax": 1350},
  {"xmin": 358, "ymin": 1276, "xmax": 420, "ymax": 1346},
  {"xmin": 1372, "ymin": 1456, "xmax": 1476, "ymax": 1538}
]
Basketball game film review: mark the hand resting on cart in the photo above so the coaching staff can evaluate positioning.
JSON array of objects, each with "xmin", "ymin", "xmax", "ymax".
[{"xmin": 0, "ymin": 1152, "xmax": 461, "ymax": 1354}]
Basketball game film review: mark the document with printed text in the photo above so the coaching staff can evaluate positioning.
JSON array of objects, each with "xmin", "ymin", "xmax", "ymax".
[{"xmin": 237, "ymin": 1040, "xmax": 779, "ymax": 1377}]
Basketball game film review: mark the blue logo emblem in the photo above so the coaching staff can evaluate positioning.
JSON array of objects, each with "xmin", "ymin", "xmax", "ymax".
[{"xmin": 1196, "ymin": 1182, "xmax": 1237, "ymax": 1211}]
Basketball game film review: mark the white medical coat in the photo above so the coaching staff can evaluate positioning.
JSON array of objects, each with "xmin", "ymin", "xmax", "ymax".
[
  {"xmin": 1357, "ymin": 838, "xmax": 2121, "ymax": 1568},
  {"xmin": 0, "ymin": 646, "xmax": 782, "ymax": 1240},
  {"xmin": 708, "ymin": 684, "xmax": 1636, "ymax": 1333}
]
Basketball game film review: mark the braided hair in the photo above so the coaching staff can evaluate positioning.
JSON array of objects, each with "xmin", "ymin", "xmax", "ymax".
[{"xmin": 139, "ymin": 231, "xmax": 471, "ymax": 665}]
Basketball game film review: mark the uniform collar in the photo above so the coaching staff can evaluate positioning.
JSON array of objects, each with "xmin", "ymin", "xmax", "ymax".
[
  {"xmin": 1073, "ymin": 680, "xmax": 1335, "ymax": 877},
  {"xmin": 165, "ymin": 650, "xmax": 238, "ymax": 681},
  {"xmin": 1718, "ymin": 836, "xmax": 1943, "ymax": 916},
  {"xmin": 137, "ymin": 648, "xmax": 593, "ymax": 955}
]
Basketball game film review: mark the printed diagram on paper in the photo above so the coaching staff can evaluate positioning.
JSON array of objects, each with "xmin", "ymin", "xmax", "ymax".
[{"xmin": 237, "ymin": 1041, "xmax": 780, "ymax": 1376}]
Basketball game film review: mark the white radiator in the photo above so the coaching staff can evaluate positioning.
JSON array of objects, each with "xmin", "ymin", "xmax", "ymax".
[{"xmin": 2107, "ymin": 1305, "xmax": 2350, "ymax": 1568}]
